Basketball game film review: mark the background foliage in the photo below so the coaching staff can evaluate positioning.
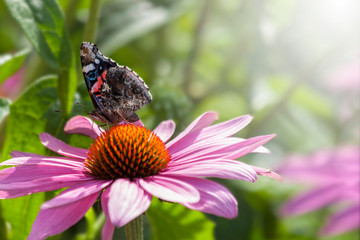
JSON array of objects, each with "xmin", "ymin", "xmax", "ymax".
[{"xmin": 0, "ymin": 0, "xmax": 359, "ymax": 239}]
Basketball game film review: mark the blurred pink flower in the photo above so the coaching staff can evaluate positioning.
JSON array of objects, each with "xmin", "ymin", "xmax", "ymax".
[
  {"xmin": 279, "ymin": 147, "xmax": 360, "ymax": 237},
  {"xmin": 0, "ymin": 68, "xmax": 24, "ymax": 99},
  {"xmin": 0, "ymin": 112, "xmax": 281, "ymax": 240}
]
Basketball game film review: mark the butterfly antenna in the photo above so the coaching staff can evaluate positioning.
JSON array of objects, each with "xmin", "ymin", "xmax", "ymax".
[{"xmin": 75, "ymin": 101, "xmax": 91, "ymax": 111}]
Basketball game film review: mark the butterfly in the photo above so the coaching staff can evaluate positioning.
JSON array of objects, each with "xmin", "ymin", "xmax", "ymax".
[{"xmin": 80, "ymin": 42, "xmax": 152, "ymax": 124}]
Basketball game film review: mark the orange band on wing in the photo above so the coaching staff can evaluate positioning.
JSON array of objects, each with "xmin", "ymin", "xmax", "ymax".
[
  {"xmin": 92, "ymin": 76, "xmax": 104, "ymax": 93},
  {"xmin": 101, "ymin": 70, "xmax": 107, "ymax": 80}
]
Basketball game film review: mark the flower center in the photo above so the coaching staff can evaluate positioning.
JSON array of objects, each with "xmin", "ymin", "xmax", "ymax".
[{"xmin": 85, "ymin": 124, "xmax": 171, "ymax": 179}]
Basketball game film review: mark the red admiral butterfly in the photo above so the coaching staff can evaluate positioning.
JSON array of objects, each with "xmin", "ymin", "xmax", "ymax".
[{"xmin": 80, "ymin": 42, "xmax": 152, "ymax": 124}]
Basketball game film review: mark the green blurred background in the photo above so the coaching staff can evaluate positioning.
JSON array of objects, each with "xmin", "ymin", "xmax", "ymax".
[{"xmin": 0, "ymin": 0, "xmax": 358, "ymax": 239}]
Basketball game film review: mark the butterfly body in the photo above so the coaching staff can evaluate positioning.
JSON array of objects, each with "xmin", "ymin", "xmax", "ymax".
[{"xmin": 80, "ymin": 42, "xmax": 152, "ymax": 124}]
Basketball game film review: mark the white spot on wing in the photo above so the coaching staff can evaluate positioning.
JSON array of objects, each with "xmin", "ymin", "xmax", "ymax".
[{"xmin": 83, "ymin": 63, "xmax": 95, "ymax": 73}]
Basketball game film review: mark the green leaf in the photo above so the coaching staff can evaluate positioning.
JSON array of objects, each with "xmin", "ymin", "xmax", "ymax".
[
  {"xmin": 83, "ymin": 207, "xmax": 96, "ymax": 239},
  {"xmin": 4, "ymin": 0, "xmax": 76, "ymax": 115},
  {"xmin": 5, "ymin": 0, "xmax": 72, "ymax": 67},
  {"xmin": 1, "ymin": 75, "xmax": 58, "ymax": 161},
  {"xmin": 0, "ymin": 76, "xmax": 60, "ymax": 239},
  {"xmin": 4, "ymin": 0, "xmax": 73, "ymax": 68},
  {"xmin": 0, "ymin": 98, "xmax": 11, "ymax": 124},
  {"xmin": 147, "ymin": 199, "xmax": 215, "ymax": 240},
  {"xmin": 1, "ymin": 195, "xmax": 45, "ymax": 240},
  {"xmin": 0, "ymin": 49, "xmax": 29, "ymax": 85},
  {"xmin": 5, "ymin": 0, "xmax": 56, "ymax": 68}
]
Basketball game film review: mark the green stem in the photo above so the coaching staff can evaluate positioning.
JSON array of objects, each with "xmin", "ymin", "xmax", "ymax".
[
  {"xmin": 124, "ymin": 215, "xmax": 143, "ymax": 240},
  {"xmin": 0, "ymin": 204, "xmax": 8, "ymax": 240},
  {"xmin": 83, "ymin": 0, "xmax": 102, "ymax": 42},
  {"xmin": 65, "ymin": 0, "xmax": 81, "ymax": 28},
  {"xmin": 183, "ymin": 0, "xmax": 213, "ymax": 100}
]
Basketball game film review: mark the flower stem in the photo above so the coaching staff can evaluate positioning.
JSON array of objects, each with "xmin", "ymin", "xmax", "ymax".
[
  {"xmin": 83, "ymin": 0, "xmax": 102, "ymax": 42},
  {"xmin": 124, "ymin": 215, "xmax": 143, "ymax": 240}
]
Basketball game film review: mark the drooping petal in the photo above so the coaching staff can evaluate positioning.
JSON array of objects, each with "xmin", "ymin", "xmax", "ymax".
[
  {"xmin": 0, "ymin": 180, "xmax": 88, "ymax": 199},
  {"xmin": 178, "ymin": 177, "xmax": 238, "ymax": 218},
  {"xmin": 27, "ymin": 192, "xmax": 99, "ymax": 240},
  {"xmin": 281, "ymin": 184, "xmax": 343, "ymax": 216},
  {"xmin": 320, "ymin": 203, "xmax": 360, "ymax": 237},
  {"xmin": 64, "ymin": 115, "xmax": 103, "ymax": 139},
  {"xmin": 102, "ymin": 179, "xmax": 152, "ymax": 227},
  {"xmin": 39, "ymin": 133, "xmax": 88, "ymax": 159},
  {"xmin": 0, "ymin": 156, "xmax": 84, "ymax": 168},
  {"xmin": 139, "ymin": 175, "xmax": 200, "ymax": 203},
  {"xmin": 166, "ymin": 112, "xmax": 218, "ymax": 149},
  {"xmin": 102, "ymin": 217, "xmax": 115, "ymax": 240},
  {"xmin": 41, "ymin": 180, "xmax": 111, "ymax": 209},
  {"xmin": 251, "ymin": 166, "xmax": 283, "ymax": 181},
  {"xmin": 0, "ymin": 165, "xmax": 92, "ymax": 198},
  {"xmin": 10, "ymin": 151, "xmax": 45, "ymax": 158},
  {"xmin": 0, "ymin": 164, "xmax": 85, "ymax": 183},
  {"xmin": 163, "ymin": 159, "xmax": 257, "ymax": 182},
  {"xmin": 153, "ymin": 120, "xmax": 176, "ymax": 143}
]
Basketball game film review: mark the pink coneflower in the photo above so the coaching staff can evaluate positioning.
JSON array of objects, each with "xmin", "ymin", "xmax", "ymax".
[
  {"xmin": 279, "ymin": 147, "xmax": 360, "ymax": 237},
  {"xmin": 0, "ymin": 112, "xmax": 281, "ymax": 239}
]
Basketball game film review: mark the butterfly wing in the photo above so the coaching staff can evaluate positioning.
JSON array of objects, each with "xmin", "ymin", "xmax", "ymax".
[
  {"xmin": 105, "ymin": 65, "xmax": 152, "ymax": 116},
  {"xmin": 80, "ymin": 42, "xmax": 116, "ymax": 111},
  {"xmin": 80, "ymin": 42, "xmax": 152, "ymax": 124}
]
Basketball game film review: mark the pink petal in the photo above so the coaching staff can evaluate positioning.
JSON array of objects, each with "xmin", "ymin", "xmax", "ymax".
[
  {"xmin": 0, "ymin": 179, "xmax": 88, "ymax": 199},
  {"xmin": 320, "ymin": 203, "xmax": 360, "ymax": 236},
  {"xmin": 278, "ymin": 148, "xmax": 360, "ymax": 184},
  {"xmin": 251, "ymin": 166, "xmax": 283, "ymax": 181},
  {"xmin": 102, "ymin": 217, "xmax": 115, "ymax": 240},
  {"xmin": 170, "ymin": 134, "xmax": 275, "ymax": 163},
  {"xmin": 223, "ymin": 134, "xmax": 275, "ymax": 159},
  {"xmin": 42, "ymin": 180, "xmax": 111, "ymax": 209},
  {"xmin": 10, "ymin": 151, "xmax": 45, "ymax": 158},
  {"xmin": 340, "ymin": 184, "xmax": 360, "ymax": 201},
  {"xmin": 27, "ymin": 192, "xmax": 99, "ymax": 240},
  {"xmin": 64, "ymin": 115, "xmax": 103, "ymax": 139},
  {"xmin": 153, "ymin": 120, "xmax": 176, "ymax": 143},
  {"xmin": 0, "ymin": 165, "xmax": 92, "ymax": 198},
  {"xmin": 278, "ymin": 165, "xmax": 353, "ymax": 184},
  {"xmin": 166, "ymin": 112, "xmax": 218, "ymax": 149},
  {"xmin": 138, "ymin": 175, "xmax": 200, "ymax": 203},
  {"xmin": 281, "ymin": 184, "xmax": 343, "ymax": 216},
  {"xmin": 101, "ymin": 179, "xmax": 152, "ymax": 227},
  {"xmin": 178, "ymin": 177, "xmax": 238, "ymax": 218},
  {"xmin": 170, "ymin": 137, "xmax": 269, "ymax": 163},
  {"xmin": 0, "ymin": 164, "xmax": 84, "ymax": 183},
  {"xmin": 199, "ymin": 115, "xmax": 253, "ymax": 140},
  {"xmin": 39, "ymin": 133, "xmax": 88, "ymax": 159},
  {"xmin": 0, "ymin": 156, "xmax": 84, "ymax": 168},
  {"xmin": 164, "ymin": 159, "xmax": 257, "ymax": 182}
]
